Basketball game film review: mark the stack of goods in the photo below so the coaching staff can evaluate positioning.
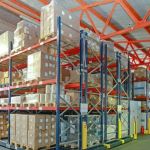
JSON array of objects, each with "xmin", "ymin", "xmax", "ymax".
[
  {"xmin": 0, "ymin": 113, "xmax": 8, "ymax": 139},
  {"xmin": 0, "ymin": 98, "xmax": 8, "ymax": 106},
  {"xmin": 40, "ymin": 0, "xmax": 79, "ymax": 45},
  {"xmin": 10, "ymin": 114, "xmax": 56, "ymax": 149},
  {"xmin": 24, "ymin": 93, "xmax": 45, "ymax": 106},
  {"xmin": 87, "ymin": 116, "xmax": 101, "ymax": 147},
  {"xmin": 134, "ymin": 81, "xmax": 150, "ymax": 97},
  {"xmin": 27, "ymin": 50, "xmax": 56, "ymax": 81},
  {"xmin": 13, "ymin": 20, "xmax": 39, "ymax": 52},
  {"xmin": 89, "ymin": 73, "xmax": 113, "ymax": 91},
  {"xmin": 11, "ymin": 96, "xmax": 25, "ymax": 106},
  {"xmin": 0, "ymin": 31, "xmax": 13, "ymax": 58},
  {"xmin": 60, "ymin": 116, "xmax": 79, "ymax": 147},
  {"xmin": 45, "ymin": 84, "xmax": 72, "ymax": 106},
  {"xmin": 134, "ymin": 67, "xmax": 148, "ymax": 80},
  {"xmin": 12, "ymin": 68, "xmax": 27, "ymax": 85},
  {"xmin": 0, "ymin": 71, "xmax": 9, "ymax": 85}
]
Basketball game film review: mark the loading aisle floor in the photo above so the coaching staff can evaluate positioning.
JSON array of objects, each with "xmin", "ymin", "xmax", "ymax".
[{"xmin": 113, "ymin": 135, "xmax": 150, "ymax": 150}]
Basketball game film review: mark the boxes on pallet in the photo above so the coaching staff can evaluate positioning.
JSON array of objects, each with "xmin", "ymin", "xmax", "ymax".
[
  {"xmin": 40, "ymin": 0, "xmax": 79, "ymax": 44},
  {"xmin": 11, "ymin": 96, "xmax": 25, "ymax": 105},
  {"xmin": 10, "ymin": 114, "xmax": 16, "ymax": 143},
  {"xmin": 134, "ymin": 81, "xmax": 150, "ymax": 97},
  {"xmin": 0, "ymin": 31, "xmax": 13, "ymax": 57},
  {"xmin": 13, "ymin": 20, "xmax": 39, "ymax": 51},
  {"xmin": 27, "ymin": 50, "xmax": 56, "ymax": 81},
  {"xmin": 0, "ymin": 98, "xmax": 8, "ymax": 105},
  {"xmin": 25, "ymin": 93, "xmax": 45, "ymax": 105},
  {"xmin": 134, "ymin": 67, "xmax": 149, "ymax": 79}
]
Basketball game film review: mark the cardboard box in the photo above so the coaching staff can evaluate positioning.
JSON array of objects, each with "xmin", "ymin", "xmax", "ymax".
[
  {"xmin": 0, "ymin": 31, "xmax": 13, "ymax": 57},
  {"xmin": 40, "ymin": 0, "xmax": 79, "ymax": 45}
]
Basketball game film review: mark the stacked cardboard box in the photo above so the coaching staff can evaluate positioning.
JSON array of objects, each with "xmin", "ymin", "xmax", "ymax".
[
  {"xmin": 0, "ymin": 31, "xmax": 13, "ymax": 57},
  {"xmin": 0, "ymin": 71, "xmax": 9, "ymax": 85},
  {"xmin": 0, "ymin": 98, "xmax": 8, "ymax": 105},
  {"xmin": 27, "ymin": 50, "xmax": 56, "ymax": 81},
  {"xmin": 134, "ymin": 67, "xmax": 149, "ymax": 79},
  {"xmin": 0, "ymin": 113, "xmax": 8, "ymax": 139},
  {"xmin": 134, "ymin": 81, "xmax": 150, "ymax": 97},
  {"xmin": 13, "ymin": 20, "xmax": 39, "ymax": 51},
  {"xmin": 40, "ymin": 0, "xmax": 79, "ymax": 45},
  {"xmin": 11, "ymin": 96, "xmax": 25, "ymax": 105},
  {"xmin": 10, "ymin": 114, "xmax": 16, "ymax": 143},
  {"xmin": 10, "ymin": 114, "xmax": 56, "ymax": 148}
]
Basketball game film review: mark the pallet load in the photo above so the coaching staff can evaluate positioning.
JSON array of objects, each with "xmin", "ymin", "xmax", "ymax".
[
  {"xmin": 40, "ymin": 0, "xmax": 79, "ymax": 45},
  {"xmin": 10, "ymin": 114, "xmax": 56, "ymax": 149},
  {"xmin": 0, "ymin": 71, "xmax": 9, "ymax": 86},
  {"xmin": 0, "ymin": 31, "xmax": 13, "ymax": 58},
  {"xmin": 134, "ymin": 67, "xmax": 149, "ymax": 80},
  {"xmin": 27, "ymin": 50, "xmax": 56, "ymax": 81},
  {"xmin": 134, "ymin": 81, "xmax": 150, "ymax": 97},
  {"xmin": 12, "ymin": 20, "xmax": 39, "ymax": 53},
  {"xmin": 0, "ymin": 113, "xmax": 8, "ymax": 139}
]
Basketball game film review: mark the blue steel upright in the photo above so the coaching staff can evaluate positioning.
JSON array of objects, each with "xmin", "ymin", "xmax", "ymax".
[
  {"xmin": 56, "ymin": 16, "xmax": 61, "ymax": 150},
  {"xmin": 8, "ymin": 42, "xmax": 13, "ymax": 144},
  {"xmin": 116, "ymin": 52, "xmax": 121, "ymax": 139},
  {"xmin": 100, "ymin": 42, "xmax": 104, "ymax": 143},
  {"xmin": 127, "ymin": 56, "xmax": 131, "ymax": 135},
  {"xmin": 104, "ymin": 44, "xmax": 108, "ymax": 142}
]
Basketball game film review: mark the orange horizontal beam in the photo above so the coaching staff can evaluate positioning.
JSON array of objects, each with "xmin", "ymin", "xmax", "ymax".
[
  {"xmin": 39, "ymin": 0, "xmax": 49, "ymax": 5},
  {"xmin": 9, "ymin": 0, "xmax": 40, "ymax": 17},
  {"xmin": 0, "ymin": 2, "xmax": 40, "ymax": 22},
  {"xmin": 116, "ymin": 39, "xmax": 150, "ymax": 44},
  {"xmin": 69, "ymin": 0, "xmax": 114, "ymax": 12},
  {"xmin": 101, "ymin": 21, "xmax": 150, "ymax": 39}
]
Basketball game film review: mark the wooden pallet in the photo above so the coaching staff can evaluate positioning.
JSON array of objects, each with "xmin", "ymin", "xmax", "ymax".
[
  {"xmin": 10, "ymin": 103, "xmax": 22, "ymax": 107},
  {"xmin": 0, "ymin": 104, "xmax": 8, "ymax": 107}
]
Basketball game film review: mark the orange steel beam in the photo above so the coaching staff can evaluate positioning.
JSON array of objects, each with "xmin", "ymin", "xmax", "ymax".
[
  {"xmin": 101, "ymin": 21, "xmax": 150, "ymax": 39},
  {"xmin": 143, "ymin": 9, "xmax": 150, "ymax": 21},
  {"xmin": 69, "ymin": 0, "xmax": 114, "ymax": 13},
  {"xmin": 0, "ymin": 2, "xmax": 40, "ymax": 22},
  {"xmin": 39, "ymin": 0, "xmax": 49, "ymax": 5},
  {"xmin": 118, "ymin": 0, "xmax": 150, "ymax": 34},
  {"xmin": 9, "ymin": 0, "xmax": 40, "ymax": 17},
  {"xmin": 102, "ymin": 2, "xmax": 118, "ymax": 34},
  {"xmin": 80, "ymin": 20, "xmax": 139, "ymax": 63},
  {"xmin": 75, "ymin": 0, "xmax": 149, "ymax": 58},
  {"xmin": 116, "ymin": 39, "xmax": 150, "ymax": 44}
]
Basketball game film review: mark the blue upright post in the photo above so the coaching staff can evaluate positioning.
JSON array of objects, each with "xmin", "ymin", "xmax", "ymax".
[
  {"xmin": 79, "ymin": 30, "xmax": 84, "ymax": 150},
  {"xmin": 100, "ymin": 42, "xmax": 104, "ymax": 143},
  {"xmin": 146, "ymin": 69, "xmax": 148, "ymax": 130},
  {"xmin": 104, "ymin": 44, "xmax": 108, "ymax": 142},
  {"xmin": 127, "ymin": 56, "xmax": 131, "ymax": 135},
  {"xmin": 56, "ymin": 16, "xmax": 61, "ymax": 150},
  {"xmin": 8, "ymin": 41, "xmax": 13, "ymax": 144},
  {"xmin": 116, "ymin": 52, "xmax": 121, "ymax": 139}
]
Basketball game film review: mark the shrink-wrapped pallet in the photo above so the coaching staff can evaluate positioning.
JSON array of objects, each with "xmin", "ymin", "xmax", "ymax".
[{"xmin": 40, "ymin": 0, "xmax": 79, "ymax": 45}]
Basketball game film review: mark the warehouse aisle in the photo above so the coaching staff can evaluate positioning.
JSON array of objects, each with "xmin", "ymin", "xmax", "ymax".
[{"xmin": 113, "ymin": 135, "xmax": 150, "ymax": 150}]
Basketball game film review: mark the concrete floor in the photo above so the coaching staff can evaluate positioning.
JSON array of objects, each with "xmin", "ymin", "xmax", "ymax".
[
  {"xmin": 113, "ymin": 135, "xmax": 150, "ymax": 150},
  {"xmin": 0, "ymin": 136, "xmax": 150, "ymax": 150}
]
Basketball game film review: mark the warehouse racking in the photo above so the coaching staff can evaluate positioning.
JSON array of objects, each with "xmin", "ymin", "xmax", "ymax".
[
  {"xmin": 134, "ymin": 67, "xmax": 150, "ymax": 132},
  {"xmin": 0, "ymin": 16, "xmax": 133, "ymax": 150}
]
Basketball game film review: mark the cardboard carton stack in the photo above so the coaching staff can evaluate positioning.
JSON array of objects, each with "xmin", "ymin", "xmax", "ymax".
[
  {"xmin": 27, "ymin": 50, "xmax": 56, "ymax": 81},
  {"xmin": 134, "ymin": 67, "xmax": 148, "ymax": 79},
  {"xmin": 0, "ymin": 113, "xmax": 8, "ymax": 139},
  {"xmin": 10, "ymin": 114, "xmax": 56, "ymax": 149},
  {"xmin": 0, "ymin": 71, "xmax": 9, "ymax": 85},
  {"xmin": 40, "ymin": 0, "xmax": 79, "ymax": 45},
  {"xmin": 13, "ymin": 20, "xmax": 39, "ymax": 52},
  {"xmin": 0, "ymin": 31, "xmax": 13, "ymax": 58}
]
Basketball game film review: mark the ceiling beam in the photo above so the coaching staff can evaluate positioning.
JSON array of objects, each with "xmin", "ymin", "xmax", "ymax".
[
  {"xmin": 0, "ymin": 2, "xmax": 40, "ymax": 23},
  {"xmin": 69, "ymin": 0, "xmax": 114, "ymax": 12},
  {"xmin": 116, "ymin": 39, "xmax": 150, "ymax": 44},
  {"xmin": 75, "ymin": 0, "xmax": 150, "ymax": 59},
  {"xmin": 38, "ymin": 0, "xmax": 49, "ymax": 5},
  {"xmin": 9, "ymin": 0, "xmax": 40, "ymax": 17}
]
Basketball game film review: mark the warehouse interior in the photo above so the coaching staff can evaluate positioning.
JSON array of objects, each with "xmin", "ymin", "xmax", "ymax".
[{"xmin": 0, "ymin": 0, "xmax": 149, "ymax": 150}]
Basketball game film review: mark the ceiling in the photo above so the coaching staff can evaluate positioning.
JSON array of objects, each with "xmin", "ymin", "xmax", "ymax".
[{"xmin": 0, "ymin": 0, "xmax": 149, "ymax": 68}]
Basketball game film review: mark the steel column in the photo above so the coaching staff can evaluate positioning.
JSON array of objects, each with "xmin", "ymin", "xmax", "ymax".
[
  {"xmin": 56, "ymin": 16, "xmax": 61, "ymax": 150},
  {"xmin": 100, "ymin": 42, "xmax": 104, "ymax": 143}
]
